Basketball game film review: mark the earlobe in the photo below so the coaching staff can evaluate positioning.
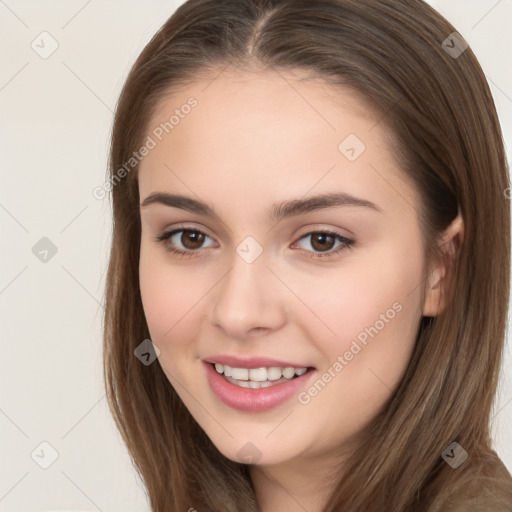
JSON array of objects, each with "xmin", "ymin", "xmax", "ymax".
[
  {"xmin": 423, "ymin": 268, "xmax": 444, "ymax": 317},
  {"xmin": 422, "ymin": 212, "xmax": 464, "ymax": 317}
]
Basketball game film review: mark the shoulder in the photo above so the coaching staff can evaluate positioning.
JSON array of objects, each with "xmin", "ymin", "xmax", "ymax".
[{"xmin": 437, "ymin": 448, "xmax": 512, "ymax": 512}]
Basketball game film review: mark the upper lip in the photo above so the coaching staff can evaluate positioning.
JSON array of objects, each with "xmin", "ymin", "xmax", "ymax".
[{"xmin": 203, "ymin": 355, "xmax": 312, "ymax": 369}]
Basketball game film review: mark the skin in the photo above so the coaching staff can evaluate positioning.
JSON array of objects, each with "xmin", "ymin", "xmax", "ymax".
[{"xmin": 137, "ymin": 66, "xmax": 462, "ymax": 512}]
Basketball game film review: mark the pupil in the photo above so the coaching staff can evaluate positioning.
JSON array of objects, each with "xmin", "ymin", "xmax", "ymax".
[
  {"xmin": 182, "ymin": 230, "xmax": 205, "ymax": 249},
  {"xmin": 311, "ymin": 233, "xmax": 334, "ymax": 252}
]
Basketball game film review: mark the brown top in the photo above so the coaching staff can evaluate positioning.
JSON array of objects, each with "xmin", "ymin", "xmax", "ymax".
[{"xmin": 435, "ymin": 449, "xmax": 512, "ymax": 512}]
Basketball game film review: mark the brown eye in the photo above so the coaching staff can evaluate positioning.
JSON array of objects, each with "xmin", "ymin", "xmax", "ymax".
[
  {"xmin": 156, "ymin": 228, "xmax": 216, "ymax": 254},
  {"xmin": 293, "ymin": 231, "xmax": 354, "ymax": 258},
  {"xmin": 181, "ymin": 230, "xmax": 205, "ymax": 249},
  {"xmin": 310, "ymin": 233, "xmax": 335, "ymax": 252}
]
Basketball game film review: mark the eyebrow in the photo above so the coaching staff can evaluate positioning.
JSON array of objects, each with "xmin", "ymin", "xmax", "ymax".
[{"xmin": 140, "ymin": 192, "xmax": 382, "ymax": 221}]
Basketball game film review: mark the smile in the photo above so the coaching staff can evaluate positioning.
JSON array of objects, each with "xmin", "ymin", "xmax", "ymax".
[
  {"xmin": 204, "ymin": 361, "xmax": 316, "ymax": 412},
  {"xmin": 213, "ymin": 363, "xmax": 308, "ymax": 389}
]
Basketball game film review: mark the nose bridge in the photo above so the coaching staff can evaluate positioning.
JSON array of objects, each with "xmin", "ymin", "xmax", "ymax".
[{"xmin": 211, "ymin": 244, "xmax": 285, "ymax": 337}]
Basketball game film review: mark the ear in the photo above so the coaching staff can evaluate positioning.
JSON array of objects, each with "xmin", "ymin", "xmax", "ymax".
[{"xmin": 423, "ymin": 212, "xmax": 464, "ymax": 317}]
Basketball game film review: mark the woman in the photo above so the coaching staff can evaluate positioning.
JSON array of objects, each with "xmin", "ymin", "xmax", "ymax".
[{"xmin": 103, "ymin": 0, "xmax": 512, "ymax": 510}]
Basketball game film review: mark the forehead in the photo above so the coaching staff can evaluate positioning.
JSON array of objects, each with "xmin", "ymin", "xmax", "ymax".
[
  {"xmin": 145, "ymin": 67, "xmax": 382, "ymax": 142},
  {"xmin": 137, "ymin": 68, "xmax": 417, "ymax": 218}
]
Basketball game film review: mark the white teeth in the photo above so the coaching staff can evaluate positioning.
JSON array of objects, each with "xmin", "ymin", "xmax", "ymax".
[
  {"xmin": 282, "ymin": 367, "xmax": 295, "ymax": 379},
  {"xmin": 267, "ymin": 367, "xmax": 282, "ymax": 381},
  {"xmin": 213, "ymin": 363, "xmax": 309, "ymax": 384},
  {"xmin": 248, "ymin": 368, "xmax": 267, "ymax": 382},
  {"xmin": 230, "ymin": 367, "xmax": 249, "ymax": 380}
]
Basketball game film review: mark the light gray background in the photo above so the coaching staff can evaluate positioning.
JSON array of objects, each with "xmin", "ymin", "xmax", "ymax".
[{"xmin": 1, "ymin": 1, "xmax": 510, "ymax": 511}]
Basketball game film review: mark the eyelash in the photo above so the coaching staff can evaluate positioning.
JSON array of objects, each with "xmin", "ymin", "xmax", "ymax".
[{"xmin": 155, "ymin": 227, "xmax": 355, "ymax": 259}]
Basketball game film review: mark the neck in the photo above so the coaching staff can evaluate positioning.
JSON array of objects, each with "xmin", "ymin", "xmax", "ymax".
[{"xmin": 249, "ymin": 453, "xmax": 343, "ymax": 512}]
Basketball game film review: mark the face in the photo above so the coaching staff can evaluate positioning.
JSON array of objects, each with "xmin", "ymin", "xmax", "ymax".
[{"xmin": 138, "ymin": 67, "xmax": 432, "ymax": 469}]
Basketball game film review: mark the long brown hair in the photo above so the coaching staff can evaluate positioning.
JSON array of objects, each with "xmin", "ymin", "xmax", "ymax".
[{"xmin": 103, "ymin": 0, "xmax": 512, "ymax": 510}]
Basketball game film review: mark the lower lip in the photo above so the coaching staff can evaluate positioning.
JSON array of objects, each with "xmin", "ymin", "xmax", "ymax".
[{"xmin": 204, "ymin": 362, "xmax": 316, "ymax": 412}]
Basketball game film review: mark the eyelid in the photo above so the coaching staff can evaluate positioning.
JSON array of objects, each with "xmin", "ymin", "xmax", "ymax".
[
  {"xmin": 293, "ymin": 223, "xmax": 354, "ymax": 239},
  {"xmin": 155, "ymin": 222, "xmax": 217, "ymax": 241}
]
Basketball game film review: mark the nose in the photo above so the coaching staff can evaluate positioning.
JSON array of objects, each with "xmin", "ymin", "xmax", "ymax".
[{"xmin": 210, "ymin": 250, "xmax": 287, "ymax": 340}]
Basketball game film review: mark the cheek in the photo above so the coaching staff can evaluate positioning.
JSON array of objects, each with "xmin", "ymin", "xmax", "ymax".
[
  {"xmin": 293, "ymin": 250, "xmax": 421, "ymax": 333},
  {"xmin": 287, "ymin": 236, "xmax": 424, "ymax": 376},
  {"xmin": 290, "ymin": 250, "xmax": 423, "ymax": 441},
  {"xmin": 139, "ymin": 246, "xmax": 207, "ymax": 348}
]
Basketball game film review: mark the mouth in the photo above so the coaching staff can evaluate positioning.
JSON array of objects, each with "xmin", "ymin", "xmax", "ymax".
[
  {"xmin": 211, "ymin": 362, "xmax": 312, "ymax": 389},
  {"xmin": 203, "ymin": 360, "xmax": 317, "ymax": 412}
]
